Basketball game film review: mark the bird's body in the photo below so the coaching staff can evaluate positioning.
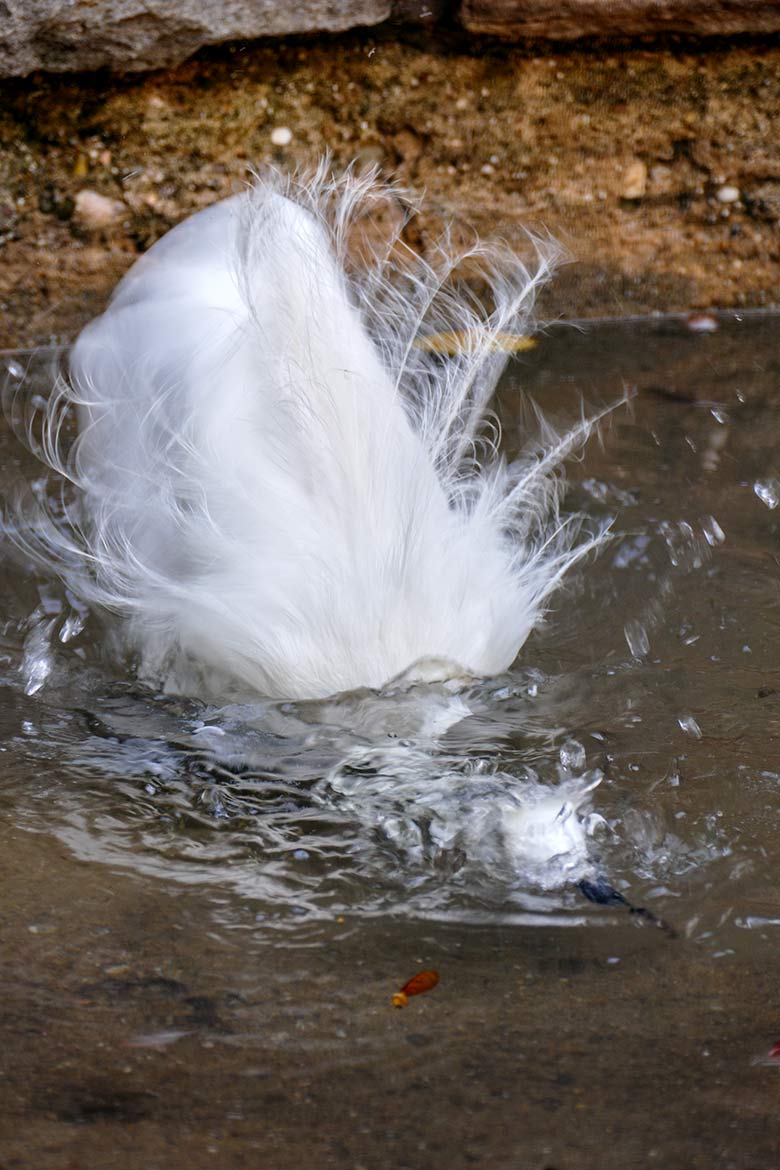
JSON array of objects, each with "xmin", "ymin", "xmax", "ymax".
[{"xmin": 20, "ymin": 168, "xmax": 606, "ymax": 702}]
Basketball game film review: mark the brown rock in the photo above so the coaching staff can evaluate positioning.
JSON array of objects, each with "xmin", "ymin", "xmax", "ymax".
[
  {"xmin": 0, "ymin": 1, "xmax": 393, "ymax": 77},
  {"xmin": 460, "ymin": 0, "xmax": 780, "ymax": 39}
]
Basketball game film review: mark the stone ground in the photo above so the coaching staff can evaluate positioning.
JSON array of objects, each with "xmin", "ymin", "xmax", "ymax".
[
  {"xmin": 2, "ymin": 809, "xmax": 779, "ymax": 1170},
  {"xmin": 0, "ymin": 29, "xmax": 779, "ymax": 351}
]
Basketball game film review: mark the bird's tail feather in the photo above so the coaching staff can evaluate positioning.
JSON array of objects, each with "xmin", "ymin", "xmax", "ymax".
[{"xmin": 4, "ymin": 166, "xmax": 615, "ymax": 700}]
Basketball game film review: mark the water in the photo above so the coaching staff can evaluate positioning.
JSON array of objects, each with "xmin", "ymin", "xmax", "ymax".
[
  {"xmin": 3, "ymin": 314, "xmax": 780, "ymax": 1167},
  {"xmin": 2, "ymin": 314, "xmax": 778, "ymax": 946}
]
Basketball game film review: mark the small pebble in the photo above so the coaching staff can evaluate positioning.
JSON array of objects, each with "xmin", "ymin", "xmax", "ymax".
[
  {"xmin": 649, "ymin": 164, "xmax": 673, "ymax": 194},
  {"xmin": 74, "ymin": 189, "xmax": 126, "ymax": 229},
  {"xmin": 621, "ymin": 160, "xmax": 647, "ymax": 200},
  {"xmin": 270, "ymin": 126, "xmax": 293, "ymax": 147},
  {"xmin": 717, "ymin": 184, "xmax": 740, "ymax": 204}
]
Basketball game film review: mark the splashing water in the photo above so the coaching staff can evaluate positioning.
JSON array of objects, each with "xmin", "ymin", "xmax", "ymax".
[
  {"xmin": 322, "ymin": 741, "xmax": 605, "ymax": 891},
  {"xmin": 2, "ymin": 315, "xmax": 779, "ymax": 946}
]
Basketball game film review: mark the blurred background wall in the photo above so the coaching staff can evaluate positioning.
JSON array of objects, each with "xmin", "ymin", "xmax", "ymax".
[{"xmin": 1, "ymin": 1, "xmax": 778, "ymax": 346}]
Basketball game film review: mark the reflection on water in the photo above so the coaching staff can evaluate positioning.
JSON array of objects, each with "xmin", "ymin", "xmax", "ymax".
[{"xmin": 2, "ymin": 314, "xmax": 780, "ymax": 947}]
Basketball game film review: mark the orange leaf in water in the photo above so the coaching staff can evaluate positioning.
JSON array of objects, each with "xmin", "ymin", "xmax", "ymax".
[{"xmin": 392, "ymin": 969, "xmax": 440, "ymax": 1007}]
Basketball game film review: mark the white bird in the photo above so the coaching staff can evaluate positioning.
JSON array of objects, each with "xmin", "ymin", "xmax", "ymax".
[{"xmin": 14, "ymin": 166, "xmax": 609, "ymax": 703}]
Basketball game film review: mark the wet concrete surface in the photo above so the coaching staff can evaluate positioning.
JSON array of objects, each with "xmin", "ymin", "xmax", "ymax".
[
  {"xmin": 2, "ymin": 818, "xmax": 780, "ymax": 1170},
  {"xmin": 3, "ymin": 314, "xmax": 780, "ymax": 1169}
]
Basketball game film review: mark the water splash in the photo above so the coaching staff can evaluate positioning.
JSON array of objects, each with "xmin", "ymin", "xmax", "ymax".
[
  {"xmin": 3, "ymin": 318, "xmax": 779, "ymax": 946},
  {"xmin": 625, "ymin": 619, "xmax": 650, "ymax": 659},
  {"xmin": 323, "ymin": 742, "xmax": 604, "ymax": 892},
  {"xmin": 678, "ymin": 714, "xmax": 703, "ymax": 739},
  {"xmin": 21, "ymin": 615, "xmax": 55, "ymax": 695}
]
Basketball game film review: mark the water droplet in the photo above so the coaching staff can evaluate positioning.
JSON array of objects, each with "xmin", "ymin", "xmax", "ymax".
[
  {"xmin": 59, "ymin": 613, "xmax": 85, "ymax": 643},
  {"xmin": 754, "ymin": 479, "xmax": 780, "ymax": 509},
  {"xmin": 658, "ymin": 519, "xmax": 704, "ymax": 568},
  {"xmin": 702, "ymin": 517, "xmax": 725, "ymax": 546},
  {"xmin": 678, "ymin": 714, "xmax": 702, "ymax": 738},
  {"xmin": 613, "ymin": 533, "xmax": 651, "ymax": 569},
  {"xmin": 559, "ymin": 739, "xmax": 585, "ymax": 772},
  {"xmin": 22, "ymin": 618, "xmax": 55, "ymax": 695},
  {"xmin": 624, "ymin": 619, "xmax": 649, "ymax": 658}
]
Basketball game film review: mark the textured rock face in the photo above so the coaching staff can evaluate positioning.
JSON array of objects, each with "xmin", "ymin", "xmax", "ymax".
[
  {"xmin": 461, "ymin": 0, "xmax": 780, "ymax": 39},
  {"xmin": 3, "ymin": 2, "xmax": 779, "ymax": 78},
  {"xmin": 2, "ymin": 37, "xmax": 779, "ymax": 350},
  {"xmin": 0, "ymin": 0, "xmax": 394, "ymax": 76}
]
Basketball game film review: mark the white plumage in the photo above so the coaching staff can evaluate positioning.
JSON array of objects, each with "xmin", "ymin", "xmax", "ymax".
[{"xmin": 17, "ymin": 167, "xmax": 609, "ymax": 702}]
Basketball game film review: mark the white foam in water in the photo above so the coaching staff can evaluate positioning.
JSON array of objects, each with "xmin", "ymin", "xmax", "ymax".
[
  {"xmin": 500, "ymin": 776, "xmax": 605, "ymax": 886},
  {"xmin": 13, "ymin": 576, "xmax": 733, "ymax": 923},
  {"xmin": 322, "ymin": 741, "xmax": 605, "ymax": 891},
  {"xmin": 14, "ymin": 600, "xmax": 737, "ymax": 926}
]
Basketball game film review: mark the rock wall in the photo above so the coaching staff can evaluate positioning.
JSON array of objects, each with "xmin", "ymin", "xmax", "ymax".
[
  {"xmin": 1, "ymin": 35, "xmax": 778, "ymax": 349},
  {"xmin": 2, "ymin": 0, "xmax": 780, "ymax": 77}
]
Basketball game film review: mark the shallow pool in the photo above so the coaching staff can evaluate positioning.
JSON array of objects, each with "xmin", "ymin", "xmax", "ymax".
[{"xmin": 1, "ymin": 313, "xmax": 779, "ymax": 1169}]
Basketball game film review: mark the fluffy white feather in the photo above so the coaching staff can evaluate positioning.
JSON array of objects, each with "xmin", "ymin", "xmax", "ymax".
[{"xmin": 11, "ymin": 167, "xmax": 610, "ymax": 701}]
